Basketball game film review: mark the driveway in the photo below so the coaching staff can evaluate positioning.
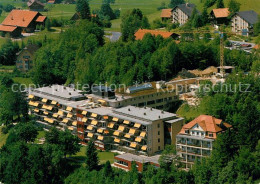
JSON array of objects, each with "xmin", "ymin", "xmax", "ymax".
[{"xmin": 105, "ymin": 31, "xmax": 122, "ymax": 42}]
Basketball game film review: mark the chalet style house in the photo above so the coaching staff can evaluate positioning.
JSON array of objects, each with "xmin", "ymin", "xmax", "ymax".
[
  {"xmin": 0, "ymin": 10, "xmax": 46, "ymax": 37},
  {"xmin": 161, "ymin": 9, "xmax": 172, "ymax": 21},
  {"xmin": 27, "ymin": 0, "xmax": 45, "ymax": 11},
  {"xmin": 231, "ymin": 10, "xmax": 258, "ymax": 36},
  {"xmin": 16, "ymin": 44, "xmax": 40, "ymax": 72},
  {"xmin": 176, "ymin": 115, "xmax": 232, "ymax": 168},
  {"xmin": 210, "ymin": 8, "xmax": 230, "ymax": 25}
]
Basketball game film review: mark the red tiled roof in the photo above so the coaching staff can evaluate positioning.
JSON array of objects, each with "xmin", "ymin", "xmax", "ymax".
[
  {"xmin": 134, "ymin": 29, "xmax": 174, "ymax": 40},
  {"xmin": 36, "ymin": 16, "xmax": 46, "ymax": 22},
  {"xmin": 0, "ymin": 25, "xmax": 17, "ymax": 32},
  {"xmin": 2, "ymin": 10, "xmax": 39, "ymax": 28},
  {"xmin": 178, "ymin": 115, "xmax": 232, "ymax": 139},
  {"xmin": 212, "ymin": 8, "xmax": 230, "ymax": 18},
  {"xmin": 161, "ymin": 9, "xmax": 172, "ymax": 18}
]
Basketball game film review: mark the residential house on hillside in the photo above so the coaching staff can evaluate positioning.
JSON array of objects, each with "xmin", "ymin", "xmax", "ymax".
[
  {"xmin": 231, "ymin": 10, "xmax": 258, "ymax": 36},
  {"xmin": 171, "ymin": 3, "xmax": 198, "ymax": 25},
  {"xmin": 134, "ymin": 29, "xmax": 179, "ymax": 40},
  {"xmin": 27, "ymin": 0, "xmax": 45, "ymax": 11},
  {"xmin": 0, "ymin": 10, "xmax": 46, "ymax": 37},
  {"xmin": 210, "ymin": 8, "xmax": 230, "ymax": 26},
  {"xmin": 161, "ymin": 9, "xmax": 172, "ymax": 21},
  {"xmin": 16, "ymin": 44, "xmax": 40, "ymax": 72},
  {"xmin": 176, "ymin": 115, "xmax": 232, "ymax": 169}
]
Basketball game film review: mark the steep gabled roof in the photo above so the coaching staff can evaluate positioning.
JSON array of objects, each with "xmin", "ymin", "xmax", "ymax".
[
  {"xmin": 27, "ymin": 0, "xmax": 45, "ymax": 7},
  {"xmin": 161, "ymin": 9, "xmax": 172, "ymax": 18},
  {"xmin": 2, "ymin": 10, "xmax": 39, "ymax": 28},
  {"xmin": 236, "ymin": 10, "xmax": 258, "ymax": 25},
  {"xmin": 178, "ymin": 115, "xmax": 232, "ymax": 139},
  {"xmin": 36, "ymin": 16, "xmax": 47, "ymax": 22},
  {"xmin": 17, "ymin": 44, "xmax": 40, "ymax": 56},
  {"xmin": 134, "ymin": 29, "xmax": 176, "ymax": 40},
  {"xmin": 0, "ymin": 25, "xmax": 17, "ymax": 32},
  {"xmin": 212, "ymin": 8, "xmax": 230, "ymax": 18},
  {"xmin": 172, "ymin": 3, "xmax": 197, "ymax": 17}
]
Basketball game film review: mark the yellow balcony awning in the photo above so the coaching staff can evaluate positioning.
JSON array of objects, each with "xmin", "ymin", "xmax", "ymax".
[
  {"xmin": 58, "ymin": 111, "xmax": 63, "ymax": 116},
  {"xmin": 103, "ymin": 115, "xmax": 108, "ymax": 119},
  {"xmin": 130, "ymin": 142, "xmax": 137, "ymax": 148},
  {"xmin": 98, "ymin": 99, "xmax": 106, "ymax": 105},
  {"xmin": 48, "ymin": 119, "xmax": 54, "ymax": 124},
  {"xmin": 66, "ymin": 106, "xmax": 73, "ymax": 111},
  {"xmin": 140, "ymin": 132, "xmax": 146, "ymax": 138},
  {"xmin": 53, "ymin": 113, "xmax": 59, "ymax": 118},
  {"xmin": 107, "ymin": 122, "xmax": 115, "ymax": 128},
  {"xmin": 42, "ymin": 98, "xmax": 48, "ymax": 103},
  {"xmin": 135, "ymin": 137, "xmax": 142, "ymax": 142},
  {"xmin": 129, "ymin": 128, "xmax": 136, "ymax": 134},
  {"xmin": 47, "ymin": 106, "xmax": 53, "ymax": 111},
  {"xmin": 91, "ymin": 113, "xmax": 97, "ymax": 118},
  {"xmin": 72, "ymin": 121, "xmax": 77, "ymax": 126},
  {"xmin": 124, "ymin": 133, "xmax": 131, "ymax": 138},
  {"xmin": 68, "ymin": 127, "xmax": 74, "ymax": 131},
  {"xmin": 28, "ymin": 95, "xmax": 34, "ymax": 99},
  {"xmin": 34, "ymin": 108, "xmax": 39, "ymax": 113},
  {"xmin": 87, "ymin": 133, "xmax": 93, "ymax": 138},
  {"xmin": 44, "ymin": 117, "xmax": 49, "ymax": 122},
  {"xmin": 134, "ymin": 123, "xmax": 141, "ymax": 128},
  {"xmin": 29, "ymin": 101, "xmax": 34, "ymax": 105},
  {"xmin": 33, "ymin": 102, "xmax": 39, "ymax": 107},
  {"xmin": 113, "ymin": 131, "xmax": 120, "ymax": 136},
  {"xmin": 114, "ymin": 138, "xmax": 120, "ymax": 143},
  {"xmin": 43, "ymin": 111, "xmax": 48, "ymax": 115},
  {"xmin": 97, "ymin": 136, "xmax": 104, "ymax": 140},
  {"xmin": 42, "ymin": 104, "xmax": 48, "ymax": 109},
  {"xmin": 87, "ymin": 125, "xmax": 93, "ymax": 130},
  {"xmin": 123, "ymin": 120, "xmax": 130, "ymax": 125},
  {"xmin": 62, "ymin": 119, "xmax": 69, "ymax": 123},
  {"xmin": 112, "ymin": 117, "xmax": 118, "ymax": 122},
  {"xmin": 82, "ymin": 117, "xmax": 88, "ymax": 123},
  {"xmin": 118, "ymin": 125, "xmax": 124, "ymax": 131},
  {"xmin": 91, "ymin": 120, "xmax": 98, "ymax": 125},
  {"xmin": 104, "ymin": 130, "xmax": 109, "ymax": 134},
  {"xmin": 97, "ymin": 128, "xmax": 104, "ymax": 133},
  {"xmin": 67, "ymin": 113, "xmax": 73, "ymax": 118},
  {"xmin": 82, "ymin": 111, "xmax": 87, "ymax": 115},
  {"xmin": 141, "ymin": 145, "xmax": 147, "ymax": 151},
  {"xmin": 51, "ymin": 101, "xmax": 57, "ymax": 105}
]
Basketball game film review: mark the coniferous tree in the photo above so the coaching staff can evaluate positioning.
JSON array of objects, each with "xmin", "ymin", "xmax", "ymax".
[
  {"xmin": 85, "ymin": 140, "xmax": 99, "ymax": 171},
  {"xmin": 76, "ymin": 0, "xmax": 91, "ymax": 20},
  {"xmin": 228, "ymin": 0, "xmax": 240, "ymax": 18},
  {"xmin": 216, "ymin": 0, "xmax": 224, "ymax": 8}
]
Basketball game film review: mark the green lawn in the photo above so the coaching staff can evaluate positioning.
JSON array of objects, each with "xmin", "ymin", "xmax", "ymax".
[
  {"xmin": 0, "ymin": 127, "xmax": 9, "ymax": 148},
  {"xmin": 34, "ymin": 131, "xmax": 45, "ymax": 144},
  {"xmin": 190, "ymin": 0, "xmax": 260, "ymax": 14},
  {"xmin": 71, "ymin": 146, "xmax": 116, "ymax": 164},
  {"xmin": 176, "ymin": 103, "xmax": 203, "ymax": 122},
  {"xmin": 13, "ymin": 77, "xmax": 34, "ymax": 87}
]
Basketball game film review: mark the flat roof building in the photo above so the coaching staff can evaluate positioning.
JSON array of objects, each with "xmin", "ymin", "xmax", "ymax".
[{"xmin": 28, "ymin": 84, "xmax": 184, "ymax": 156}]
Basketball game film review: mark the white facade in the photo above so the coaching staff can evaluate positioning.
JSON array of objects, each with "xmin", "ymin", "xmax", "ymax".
[
  {"xmin": 172, "ymin": 8, "xmax": 189, "ymax": 25},
  {"xmin": 232, "ymin": 14, "xmax": 251, "ymax": 36}
]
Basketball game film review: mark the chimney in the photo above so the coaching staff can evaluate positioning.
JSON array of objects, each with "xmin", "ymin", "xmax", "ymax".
[{"xmin": 186, "ymin": 3, "xmax": 189, "ymax": 7}]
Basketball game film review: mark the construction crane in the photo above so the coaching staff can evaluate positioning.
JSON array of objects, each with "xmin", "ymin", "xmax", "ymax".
[{"xmin": 173, "ymin": 28, "xmax": 241, "ymax": 77}]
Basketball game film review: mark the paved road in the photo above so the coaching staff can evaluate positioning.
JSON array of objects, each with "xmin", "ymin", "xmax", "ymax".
[{"xmin": 105, "ymin": 31, "xmax": 122, "ymax": 42}]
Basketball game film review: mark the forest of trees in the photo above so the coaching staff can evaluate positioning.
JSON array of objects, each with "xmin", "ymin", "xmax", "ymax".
[{"xmin": 31, "ymin": 16, "xmax": 258, "ymax": 87}]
